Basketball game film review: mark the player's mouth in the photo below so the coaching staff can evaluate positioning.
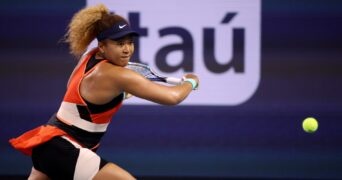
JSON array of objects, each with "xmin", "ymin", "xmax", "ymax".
[{"xmin": 121, "ymin": 56, "xmax": 130, "ymax": 60}]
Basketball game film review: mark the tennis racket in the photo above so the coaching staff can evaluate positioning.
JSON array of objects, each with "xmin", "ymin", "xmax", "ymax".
[{"xmin": 126, "ymin": 62, "xmax": 183, "ymax": 85}]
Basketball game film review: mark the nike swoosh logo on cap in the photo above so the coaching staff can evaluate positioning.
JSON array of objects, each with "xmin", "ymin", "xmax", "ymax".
[{"xmin": 119, "ymin": 24, "xmax": 127, "ymax": 29}]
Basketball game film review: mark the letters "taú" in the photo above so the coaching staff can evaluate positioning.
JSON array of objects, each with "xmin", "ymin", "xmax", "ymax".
[{"xmin": 129, "ymin": 12, "xmax": 244, "ymax": 74}]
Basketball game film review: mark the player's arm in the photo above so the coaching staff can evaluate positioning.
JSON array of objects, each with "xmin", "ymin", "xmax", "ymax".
[{"xmin": 113, "ymin": 67, "xmax": 196, "ymax": 105}]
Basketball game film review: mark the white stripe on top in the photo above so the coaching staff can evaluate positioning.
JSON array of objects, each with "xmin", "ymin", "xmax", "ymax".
[{"xmin": 57, "ymin": 101, "xmax": 109, "ymax": 133}]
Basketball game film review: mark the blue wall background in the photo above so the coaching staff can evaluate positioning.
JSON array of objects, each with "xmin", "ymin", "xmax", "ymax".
[{"xmin": 1, "ymin": 0, "xmax": 341, "ymax": 179}]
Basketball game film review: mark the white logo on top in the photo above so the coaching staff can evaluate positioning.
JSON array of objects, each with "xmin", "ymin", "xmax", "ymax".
[{"xmin": 119, "ymin": 24, "xmax": 127, "ymax": 29}]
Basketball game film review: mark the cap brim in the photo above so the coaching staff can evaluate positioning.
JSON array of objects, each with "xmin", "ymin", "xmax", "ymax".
[{"xmin": 108, "ymin": 31, "xmax": 139, "ymax": 40}]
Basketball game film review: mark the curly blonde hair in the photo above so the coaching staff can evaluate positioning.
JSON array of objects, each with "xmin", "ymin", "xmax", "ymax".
[{"xmin": 64, "ymin": 4, "xmax": 127, "ymax": 57}]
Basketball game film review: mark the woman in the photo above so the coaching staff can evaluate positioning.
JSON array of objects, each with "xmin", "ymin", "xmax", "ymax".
[{"xmin": 9, "ymin": 4, "xmax": 199, "ymax": 180}]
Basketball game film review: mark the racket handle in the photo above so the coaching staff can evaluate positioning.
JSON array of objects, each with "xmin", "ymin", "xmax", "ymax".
[{"xmin": 166, "ymin": 77, "xmax": 183, "ymax": 85}]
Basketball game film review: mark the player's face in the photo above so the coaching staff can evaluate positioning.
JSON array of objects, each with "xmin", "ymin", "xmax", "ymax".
[{"xmin": 101, "ymin": 36, "xmax": 135, "ymax": 66}]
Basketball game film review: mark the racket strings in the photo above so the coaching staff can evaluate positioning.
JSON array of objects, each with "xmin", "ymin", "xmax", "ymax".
[
  {"xmin": 127, "ymin": 65, "xmax": 157, "ymax": 79},
  {"xmin": 126, "ymin": 62, "xmax": 181, "ymax": 84}
]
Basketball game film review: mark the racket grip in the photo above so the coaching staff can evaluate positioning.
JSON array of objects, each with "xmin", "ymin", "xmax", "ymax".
[{"xmin": 166, "ymin": 77, "xmax": 183, "ymax": 85}]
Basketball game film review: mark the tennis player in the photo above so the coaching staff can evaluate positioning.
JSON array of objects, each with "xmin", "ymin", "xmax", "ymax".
[{"xmin": 9, "ymin": 4, "xmax": 199, "ymax": 180}]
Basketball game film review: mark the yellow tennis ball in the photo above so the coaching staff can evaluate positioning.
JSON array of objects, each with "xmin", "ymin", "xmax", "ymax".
[{"xmin": 302, "ymin": 117, "xmax": 318, "ymax": 133}]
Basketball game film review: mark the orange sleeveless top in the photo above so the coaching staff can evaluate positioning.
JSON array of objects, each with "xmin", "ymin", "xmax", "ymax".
[{"xmin": 9, "ymin": 48, "xmax": 124, "ymax": 155}]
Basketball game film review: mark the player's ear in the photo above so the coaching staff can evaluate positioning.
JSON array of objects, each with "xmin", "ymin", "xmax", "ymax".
[{"xmin": 98, "ymin": 41, "xmax": 105, "ymax": 54}]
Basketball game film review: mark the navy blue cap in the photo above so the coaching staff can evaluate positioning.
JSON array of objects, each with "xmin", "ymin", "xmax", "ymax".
[{"xmin": 96, "ymin": 21, "xmax": 139, "ymax": 41}]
